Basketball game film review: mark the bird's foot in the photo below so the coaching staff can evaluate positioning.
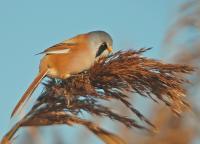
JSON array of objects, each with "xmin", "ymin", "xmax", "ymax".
[{"xmin": 66, "ymin": 99, "xmax": 72, "ymax": 108}]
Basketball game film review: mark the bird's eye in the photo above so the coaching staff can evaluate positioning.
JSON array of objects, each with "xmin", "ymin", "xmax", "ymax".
[{"xmin": 95, "ymin": 42, "xmax": 107, "ymax": 57}]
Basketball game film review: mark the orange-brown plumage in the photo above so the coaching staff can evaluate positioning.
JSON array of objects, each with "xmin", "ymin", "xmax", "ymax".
[
  {"xmin": 11, "ymin": 70, "xmax": 48, "ymax": 117},
  {"xmin": 40, "ymin": 34, "xmax": 94, "ymax": 79},
  {"xmin": 11, "ymin": 31, "xmax": 113, "ymax": 118}
]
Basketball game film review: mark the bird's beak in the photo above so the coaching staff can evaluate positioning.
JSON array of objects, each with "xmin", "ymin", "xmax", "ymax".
[{"xmin": 107, "ymin": 46, "xmax": 113, "ymax": 53}]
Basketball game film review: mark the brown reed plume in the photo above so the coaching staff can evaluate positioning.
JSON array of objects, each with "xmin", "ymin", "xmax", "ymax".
[
  {"xmin": 1, "ymin": 48, "xmax": 194, "ymax": 144},
  {"xmin": 159, "ymin": 1, "xmax": 200, "ymax": 143}
]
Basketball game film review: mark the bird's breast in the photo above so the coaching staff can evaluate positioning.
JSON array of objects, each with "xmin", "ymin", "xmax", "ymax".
[{"xmin": 39, "ymin": 48, "xmax": 94, "ymax": 79}]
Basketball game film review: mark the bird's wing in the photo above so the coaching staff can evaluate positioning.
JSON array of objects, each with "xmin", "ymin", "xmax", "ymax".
[
  {"xmin": 36, "ymin": 43, "xmax": 77, "ymax": 55},
  {"xmin": 11, "ymin": 69, "xmax": 48, "ymax": 118}
]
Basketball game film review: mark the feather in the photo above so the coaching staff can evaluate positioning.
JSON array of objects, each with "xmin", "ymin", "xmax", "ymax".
[
  {"xmin": 11, "ymin": 69, "xmax": 48, "ymax": 118},
  {"xmin": 43, "ymin": 48, "xmax": 70, "ymax": 54},
  {"xmin": 36, "ymin": 43, "xmax": 73, "ymax": 55}
]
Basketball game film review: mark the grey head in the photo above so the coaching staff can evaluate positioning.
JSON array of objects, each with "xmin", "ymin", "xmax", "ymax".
[{"xmin": 87, "ymin": 31, "xmax": 113, "ymax": 58}]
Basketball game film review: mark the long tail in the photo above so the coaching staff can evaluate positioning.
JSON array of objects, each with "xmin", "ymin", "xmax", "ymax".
[{"xmin": 11, "ymin": 69, "xmax": 48, "ymax": 118}]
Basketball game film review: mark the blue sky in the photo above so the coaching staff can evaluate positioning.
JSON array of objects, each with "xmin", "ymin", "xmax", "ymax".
[{"xmin": 0, "ymin": 0, "xmax": 184, "ymax": 143}]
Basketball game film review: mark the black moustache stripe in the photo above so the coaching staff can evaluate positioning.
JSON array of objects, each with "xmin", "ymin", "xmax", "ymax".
[{"xmin": 96, "ymin": 43, "xmax": 107, "ymax": 57}]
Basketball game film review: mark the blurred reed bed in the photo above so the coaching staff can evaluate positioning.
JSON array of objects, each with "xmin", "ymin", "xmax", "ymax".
[
  {"xmin": 1, "ymin": 48, "xmax": 194, "ymax": 144},
  {"xmin": 139, "ymin": 106, "xmax": 196, "ymax": 144},
  {"xmin": 122, "ymin": 1, "xmax": 200, "ymax": 143},
  {"xmin": 163, "ymin": 0, "xmax": 200, "ymax": 90},
  {"xmin": 109, "ymin": 1, "xmax": 200, "ymax": 143},
  {"xmin": 164, "ymin": 0, "xmax": 200, "ymax": 143}
]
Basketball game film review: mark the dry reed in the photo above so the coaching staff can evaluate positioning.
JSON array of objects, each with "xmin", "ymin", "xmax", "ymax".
[{"xmin": 1, "ymin": 48, "xmax": 194, "ymax": 144}]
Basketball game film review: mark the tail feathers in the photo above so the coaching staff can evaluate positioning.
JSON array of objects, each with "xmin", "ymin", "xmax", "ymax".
[{"xmin": 11, "ymin": 69, "xmax": 48, "ymax": 118}]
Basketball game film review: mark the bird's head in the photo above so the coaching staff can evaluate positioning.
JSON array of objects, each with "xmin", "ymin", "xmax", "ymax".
[{"xmin": 87, "ymin": 31, "xmax": 113, "ymax": 58}]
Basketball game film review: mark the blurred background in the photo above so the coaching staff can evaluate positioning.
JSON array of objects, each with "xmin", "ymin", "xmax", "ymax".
[{"xmin": 0, "ymin": 0, "xmax": 199, "ymax": 144}]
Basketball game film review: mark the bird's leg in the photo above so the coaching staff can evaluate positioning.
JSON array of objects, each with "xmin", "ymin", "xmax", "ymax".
[
  {"xmin": 81, "ymin": 70, "xmax": 87, "ymax": 79},
  {"xmin": 64, "ymin": 91, "xmax": 72, "ymax": 108},
  {"xmin": 64, "ymin": 96, "xmax": 71, "ymax": 108},
  {"xmin": 66, "ymin": 99, "xmax": 70, "ymax": 107},
  {"xmin": 81, "ymin": 72, "xmax": 84, "ymax": 79}
]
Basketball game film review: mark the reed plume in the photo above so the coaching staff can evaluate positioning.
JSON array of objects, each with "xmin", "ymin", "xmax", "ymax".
[{"xmin": 1, "ymin": 48, "xmax": 194, "ymax": 144}]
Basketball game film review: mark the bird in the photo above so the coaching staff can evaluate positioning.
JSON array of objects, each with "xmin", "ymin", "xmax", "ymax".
[{"xmin": 11, "ymin": 30, "xmax": 113, "ymax": 118}]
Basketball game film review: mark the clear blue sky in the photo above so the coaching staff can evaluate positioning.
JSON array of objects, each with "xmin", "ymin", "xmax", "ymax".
[{"xmin": 0, "ymin": 0, "xmax": 184, "ymax": 143}]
